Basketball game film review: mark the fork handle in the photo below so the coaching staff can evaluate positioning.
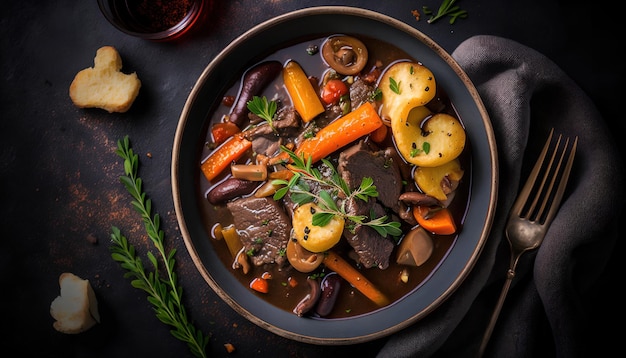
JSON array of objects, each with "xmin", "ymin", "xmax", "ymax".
[{"xmin": 477, "ymin": 268, "xmax": 515, "ymax": 357}]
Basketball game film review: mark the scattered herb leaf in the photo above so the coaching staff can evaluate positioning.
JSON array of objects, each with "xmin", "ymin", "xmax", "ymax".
[
  {"xmin": 370, "ymin": 87, "xmax": 383, "ymax": 101},
  {"xmin": 389, "ymin": 77, "xmax": 401, "ymax": 94},
  {"xmin": 247, "ymin": 96, "xmax": 277, "ymax": 130},
  {"xmin": 423, "ymin": 0, "xmax": 468, "ymax": 24},
  {"xmin": 111, "ymin": 136, "xmax": 209, "ymax": 358}
]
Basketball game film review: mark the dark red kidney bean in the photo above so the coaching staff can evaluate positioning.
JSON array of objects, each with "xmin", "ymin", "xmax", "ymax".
[
  {"xmin": 315, "ymin": 273, "xmax": 342, "ymax": 317},
  {"xmin": 207, "ymin": 177, "xmax": 258, "ymax": 205},
  {"xmin": 293, "ymin": 277, "xmax": 321, "ymax": 317},
  {"xmin": 228, "ymin": 61, "xmax": 283, "ymax": 127}
]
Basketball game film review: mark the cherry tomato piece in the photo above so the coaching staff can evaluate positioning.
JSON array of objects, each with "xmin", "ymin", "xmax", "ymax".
[{"xmin": 321, "ymin": 79, "xmax": 348, "ymax": 105}]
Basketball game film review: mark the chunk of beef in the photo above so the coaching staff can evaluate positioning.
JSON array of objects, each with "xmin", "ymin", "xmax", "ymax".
[
  {"xmin": 226, "ymin": 196, "xmax": 291, "ymax": 267},
  {"xmin": 343, "ymin": 198, "xmax": 394, "ymax": 269},
  {"xmin": 243, "ymin": 106, "xmax": 302, "ymax": 157},
  {"xmin": 349, "ymin": 78, "xmax": 375, "ymax": 109},
  {"xmin": 338, "ymin": 141, "xmax": 403, "ymax": 214}
]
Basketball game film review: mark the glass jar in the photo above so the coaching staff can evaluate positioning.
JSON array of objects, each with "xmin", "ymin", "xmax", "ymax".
[{"xmin": 98, "ymin": 0, "xmax": 209, "ymax": 41}]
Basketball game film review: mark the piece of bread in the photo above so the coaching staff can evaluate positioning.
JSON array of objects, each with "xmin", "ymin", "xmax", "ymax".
[
  {"xmin": 69, "ymin": 46, "xmax": 141, "ymax": 113},
  {"xmin": 50, "ymin": 272, "xmax": 100, "ymax": 334}
]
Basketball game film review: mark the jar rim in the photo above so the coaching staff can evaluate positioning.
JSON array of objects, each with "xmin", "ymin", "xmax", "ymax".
[{"xmin": 97, "ymin": 0, "xmax": 206, "ymax": 41}]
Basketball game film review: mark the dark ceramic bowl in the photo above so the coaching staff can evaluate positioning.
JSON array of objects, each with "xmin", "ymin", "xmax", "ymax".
[{"xmin": 172, "ymin": 6, "xmax": 498, "ymax": 344}]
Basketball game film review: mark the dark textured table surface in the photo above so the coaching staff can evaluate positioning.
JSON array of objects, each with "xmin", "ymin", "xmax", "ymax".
[{"xmin": 2, "ymin": 1, "xmax": 623, "ymax": 357}]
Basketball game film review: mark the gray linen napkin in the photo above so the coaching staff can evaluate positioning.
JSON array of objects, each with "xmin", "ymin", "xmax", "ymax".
[{"xmin": 378, "ymin": 35, "xmax": 624, "ymax": 357}]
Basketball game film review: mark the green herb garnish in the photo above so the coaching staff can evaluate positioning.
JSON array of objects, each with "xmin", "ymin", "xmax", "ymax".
[
  {"xmin": 423, "ymin": 0, "xmax": 468, "ymax": 24},
  {"xmin": 389, "ymin": 77, "xmax": 401, "ymax": 94},
  {"xmin": 110, "ymin": 136, "xmax": 209, "ymax": 358},
  {"xmin": 247, "ymin": 95, "xmax": 277, "ymax": 130},
  {"xmin": 410, "ymin": 141, "xmax": 431, "ymax": 157},
  {"xmin": 272, "ymin": 147, "xmax": 402, "ymax": 238},
  {"xmin": 370, "ymin": 87, "xmax": 383, "ymax": 101}
]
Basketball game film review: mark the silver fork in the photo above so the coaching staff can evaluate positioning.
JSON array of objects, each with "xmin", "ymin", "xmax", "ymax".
[{"xmin": 477, "ymin": 128, "xmax": 578, "ymax": 357}]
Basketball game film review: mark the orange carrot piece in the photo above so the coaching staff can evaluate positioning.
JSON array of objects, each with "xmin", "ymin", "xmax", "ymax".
[
  {"xmin": 250, "ymin": 277, "xmax": 269, "ymax": 293},
  {"xmin": 323, "ymin": 251, "xmax": 390, "ymax": 307},
  {"xmin": 211, "ymin": 122, "xmax": 241, "ymax": 145},
  {"xmin": 413, "ymin": 206, "xmax": 457, "ymax": 235},
  {"xmin": 283, "ymin": 60, "xmax": 325, "ymax": 122},
  {"xmin": 370, "ymin": 123, "xmax": 388, "ymax": 143},
  {"xmin": 295, "ymin": 102, "xmax": 383, "ymax": 163},
  {"xmin": 267, "ymin": 150, "xmax": 291, "ymax": 165},
  {"xmin": 201, "ymin": 134, "xmax": 252, "ymax": 182},
  {"xmin": 268, "ymin": 169, "xmax": 295, "ymax": 180}
]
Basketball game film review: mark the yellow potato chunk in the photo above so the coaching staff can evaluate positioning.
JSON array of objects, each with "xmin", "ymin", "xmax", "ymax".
[
  {"xmin": 292, "ymin": 202, "xmax": 344, "ymax": 253},
  {"xmin": 394, "ymin": 112, "xmax": 466, "ymax": 167},
  {"xmin": 414, "ymin": 158, "xmax": 464, "ymax": 201},
  {"xmin": 379, "ymin": 61, "xmax": 436, "ymax": 124}
]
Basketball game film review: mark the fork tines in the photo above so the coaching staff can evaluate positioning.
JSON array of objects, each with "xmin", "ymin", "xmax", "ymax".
[{"xmin": 516, "ymin": 128, "xmax": 578, "ymax": 225}]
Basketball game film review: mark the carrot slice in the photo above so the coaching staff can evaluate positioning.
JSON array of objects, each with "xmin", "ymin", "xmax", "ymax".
[
  {"xmin": 201, "ymin": 134, "xmax": 252, "ymax": 182},
  {"xmin": 249, "ymin": 277, "xmax": 269, "ymax": 293},
  {"xmin": 283, "ymin": 60, "xmax": 325, "ymax": 122},
  {"xmin": 322, "ymin": 251, "xmax": 390, "ymax": 307},
  {"xmin": 221, "ymin": 225, "xmax": 243, "ymax": 259},
  {"xmin": 211, "ymin": 122, "xmax": 240, "ymax": 145},
  {"xmin": 295, "ymin": 102, "xmax": 383, "ymax": 163},
  {"xmin": 370, "ymin": 123, "xmax": 388, "ymax": 143},
  {"xmin": 413, "ymin": 206, "xmax": 457, "ymax": 235}
]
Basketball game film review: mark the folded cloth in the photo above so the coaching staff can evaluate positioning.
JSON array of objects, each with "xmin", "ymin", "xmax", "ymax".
[{"xmin": 378, "ymin": 35, "xmax": 624, "ymax": 357}]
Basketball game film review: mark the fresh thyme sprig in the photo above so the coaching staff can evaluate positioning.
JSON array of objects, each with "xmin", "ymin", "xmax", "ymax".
[
  {"xmin": 247, "ymin": 95, "xmax": 277, "ymax": 130},
  {"xmin": 110, "ymin": 136, "xmax": 209, "ymax": 358},
  {"xmin": 423, "ymin": 0, "xmax": 468, "ymax": 24},
  {"xmin": 272, "ymin": 146, "xmax": 402, "ymax": 238}
]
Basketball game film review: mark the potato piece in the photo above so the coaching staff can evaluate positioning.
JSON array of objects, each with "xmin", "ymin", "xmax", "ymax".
[
  {"xmin": 395, "ymin": 112, "xmax": 465, "ymax": 167},
  {"xmin": 292, "ymin": 202, "xmax": 344, "ymax": 253},
  {"xmin": 379, "ymin": 61, "xmax": 436, "ymax": 124},
  {"xmin": 396, "ymin": 227, "xmax": 434, "ymax": 266},
  {"xmin": 415, "ymin": 158, "xmax": 464, "ymax": 201},
  {"xmin": 50, "ymin": 273, "xmax": 100, "ymax": 334},
  {"xmin": 391, "ymin": 105, "xmax": 430, "ymax": 162}
]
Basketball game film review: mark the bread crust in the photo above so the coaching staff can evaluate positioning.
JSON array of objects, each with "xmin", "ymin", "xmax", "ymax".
[
  {"xmin": 69, "ymin": 46, "xmax": 141, "ymax": 113},
  {"xmin": 50, "ymin": 272, "xmax": 100, "ymax": 334}
]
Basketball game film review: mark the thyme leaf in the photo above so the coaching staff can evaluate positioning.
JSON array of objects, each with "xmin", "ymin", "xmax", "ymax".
[
  {"xmin": 247, "ymin": 96, "xmax": 277, "ymax": 129},
  {"xmin": 111, "ymin": 136, "xmax": 209, "ymax": 358},
  {"xmin": 273, "ymin": 146, "xmax": 402, "ymax": 238},
  {"xmin": 389, "ymin": 77, "xmax": 401, "ymax": 94},
  {"xmin": 423, "ymin": 0, "xmax": 468, "ymax": 24}
]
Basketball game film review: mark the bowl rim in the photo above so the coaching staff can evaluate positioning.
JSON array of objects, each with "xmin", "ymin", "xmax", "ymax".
[{"xmin": 172, "ymin": 5, "xmax": 498, "ymax": 345}]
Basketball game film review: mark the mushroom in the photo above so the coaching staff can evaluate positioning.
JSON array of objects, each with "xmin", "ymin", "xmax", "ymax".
[
  {"xmin": 293, "ymin": 277, "xmax": 321, "ymax": 316},
  {"xmin": 396, "ymin": 227, "xmax": 434, "ymax": 266},
  {"xmin": 286, "ymin": 235, "xmax": 324, "ymax": 273},
  {"xmin": 321, "ymin": 36, "xmax": 368, "ymax": 76},
  {"xmin": 398, "ymin": 191, "xmax": 442, "ymax": 207}
]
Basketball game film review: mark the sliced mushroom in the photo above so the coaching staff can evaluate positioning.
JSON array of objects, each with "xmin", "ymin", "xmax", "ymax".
[
  {"xmin": 396, "ymin": 227, "xmax": 434, "ymax": 266},
  {"xmin": 398, "ymin": 191, "xmax": 442, "ymax": 207},
  {"xmin": 293, "ymin": 277, "xmax": 321, "ymax": 316},
  {"xmin": 321, "ymin": 36, "xmax": 368, "ymax": 76},
  {"xmin": 286, "ymin": 235, "xmax": 324, "ymax": 273}
]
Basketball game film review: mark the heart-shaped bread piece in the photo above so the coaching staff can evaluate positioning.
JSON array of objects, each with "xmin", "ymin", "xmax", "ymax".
[{"xmin": 69, "ymin": 46, "xmax": 141, "ymax": 113}]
